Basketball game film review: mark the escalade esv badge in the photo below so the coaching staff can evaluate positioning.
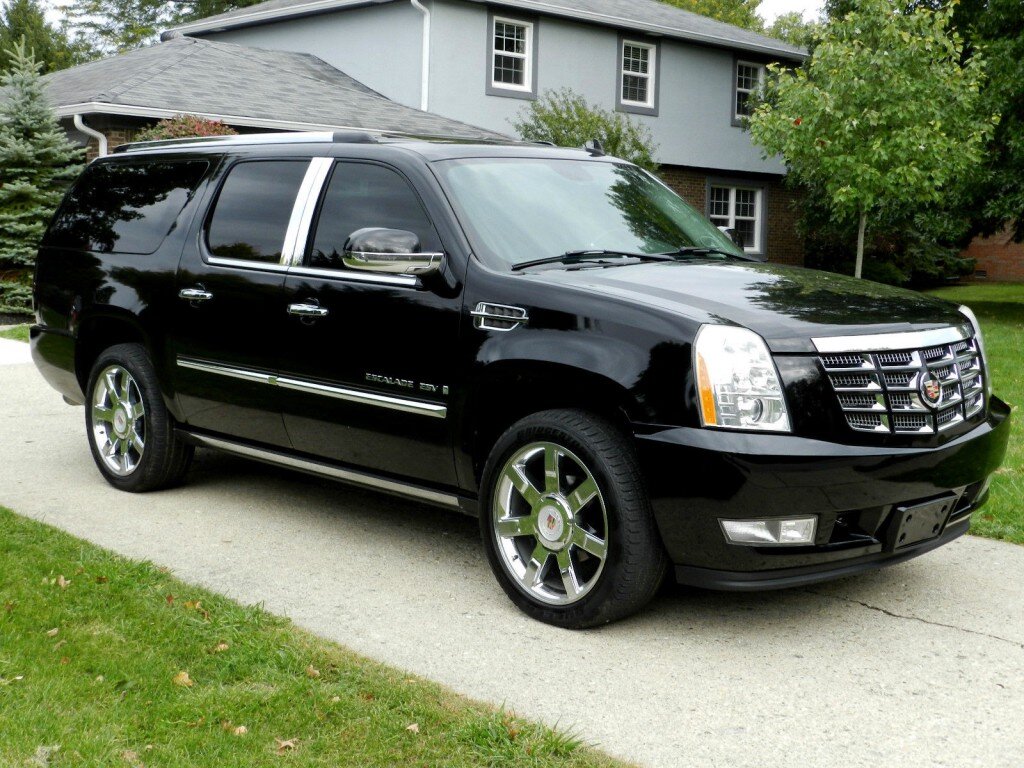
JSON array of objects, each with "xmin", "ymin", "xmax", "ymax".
[{"xmin": 28, "ymin": 131, "xmax": 1011, "ymax": 628}]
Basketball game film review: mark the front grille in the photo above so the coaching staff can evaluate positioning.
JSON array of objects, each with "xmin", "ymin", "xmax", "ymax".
[{"xmin": 819, "ymin": 333, "xmax": 985, "ymax": 435}]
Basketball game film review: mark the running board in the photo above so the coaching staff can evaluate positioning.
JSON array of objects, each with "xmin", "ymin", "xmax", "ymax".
[{"xmin": 180, "ymin": 431, "xmax": 465, "ymax": 511}]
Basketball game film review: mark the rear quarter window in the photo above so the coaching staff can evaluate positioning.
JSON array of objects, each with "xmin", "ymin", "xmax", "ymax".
[
  {"xmin": 206, "ymin": 160, "xmax": 310, "ymax": 264},
  {"xmin": 44, "ymin": 159, "xmax": 210, "ymax": 254}
]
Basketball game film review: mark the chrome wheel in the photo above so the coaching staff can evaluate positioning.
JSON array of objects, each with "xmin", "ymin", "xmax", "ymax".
[
  {"xmin": 90, "ymin": 364, "xmax": 146, "ymax": 477},
  {"xmin": 492, "ymin": 441, "xmax": 609, "ymax": 606}
]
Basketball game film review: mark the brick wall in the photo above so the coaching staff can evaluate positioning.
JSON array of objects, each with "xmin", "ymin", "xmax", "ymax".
[
  {"xmin": 659, "ymin": 164, "xmax": 804, "ymax": 266},
  {"xmin": 962, "ymin": 228, "xmax": 1024, "ymax": 282}
]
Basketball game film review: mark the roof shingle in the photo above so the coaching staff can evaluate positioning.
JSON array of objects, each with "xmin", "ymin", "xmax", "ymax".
[{"xmin": 37, "ymin": 36, "xmax": 508, "ymax": 140}]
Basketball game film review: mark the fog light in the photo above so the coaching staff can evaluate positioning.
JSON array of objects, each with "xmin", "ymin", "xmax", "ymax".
[{"xmin": 720, "ymin": 517, "xmax": 817, "ymax": 546}]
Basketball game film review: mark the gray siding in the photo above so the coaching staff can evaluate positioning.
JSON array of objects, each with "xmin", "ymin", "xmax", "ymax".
[
  {"xmin": 428, "ymin": 0, "xmax": 781, "ymax": 172},
  {"xmin": 207, "ymin": 2, "xmax": 424, "ymax": 109},
  {"xmin": 199, "ymin": 0, "xmax": 783, "ymax": 173}
]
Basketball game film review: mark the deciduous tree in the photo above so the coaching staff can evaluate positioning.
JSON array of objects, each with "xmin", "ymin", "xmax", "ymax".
[
  {"xmin": 747, "ymin": 0, "xmax": 992, "ymax": 278},
  {"xmin": 0, "ymin": 0, "xmax": 89, "ymax": 72},
  {"xmin": 659, "ymin": 0, "xmax": 765, "ymax": 32}
]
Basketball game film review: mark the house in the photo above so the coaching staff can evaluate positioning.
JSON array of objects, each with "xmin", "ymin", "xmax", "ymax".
[
  {"xmin": 962, "ymin": 229, "xmax": 1024, "ymax": 282},
  {"xmin": 36, "ymin": 34, "xmax": 505, "ymax": 159},
  {"xmin": 170, "ymin": 0, "xmax": 807, "ymax": 264}
]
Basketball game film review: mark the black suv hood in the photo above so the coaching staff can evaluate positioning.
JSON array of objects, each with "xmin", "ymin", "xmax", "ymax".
[{"xmin": 531, "ymin": 260, "xmax": 967, "ymax": 353}]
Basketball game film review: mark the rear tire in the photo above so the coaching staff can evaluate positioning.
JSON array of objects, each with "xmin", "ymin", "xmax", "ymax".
[
  {"xmin": 85, "ymin": 343, "xmax": 193, "ymax": 492},
  {"xmin": 480, "ymin": 409, "xmax": 667, "ymax": 628}
]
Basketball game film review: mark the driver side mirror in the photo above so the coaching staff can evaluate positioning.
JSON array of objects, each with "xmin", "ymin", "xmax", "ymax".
[{"xmin": 342, "ymin": 228, "xmax": 443, "ymax": 276}]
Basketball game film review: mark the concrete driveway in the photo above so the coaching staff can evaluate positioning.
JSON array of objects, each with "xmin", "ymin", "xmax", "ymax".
[{"xmin": 2, "ymin": 357, "xmax": 1022, "ymax": 768}]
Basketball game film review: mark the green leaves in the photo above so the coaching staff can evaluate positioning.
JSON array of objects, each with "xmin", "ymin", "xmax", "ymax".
[
  {"xmin": 746, "ymin": 0, "xmax": 993, "ymax": 276},
  {"xmin": 0, "ymin": 41, "xmax": 83, "ymax": 286},
  {"xmin": 512, "ymin": 88, "xmax": 659, "ymax": 171}
]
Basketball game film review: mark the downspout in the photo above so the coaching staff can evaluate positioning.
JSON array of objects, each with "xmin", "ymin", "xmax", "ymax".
[
  {"xmin": 410, "ymin": 0, "xmax": 430, "ymax": 111},
  {"xmin": 73, "ymin": 113, "xmax": 107, "ymax": 157}
]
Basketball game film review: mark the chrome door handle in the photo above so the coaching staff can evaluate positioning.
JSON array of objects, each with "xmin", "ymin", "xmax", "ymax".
[
  {"xmin": 179, "ymin": 287, "xmax": 213, "ymax": 302},
  {"xmin": 287, "ymin": 303, "xmax": 329, "ymax": 318}
]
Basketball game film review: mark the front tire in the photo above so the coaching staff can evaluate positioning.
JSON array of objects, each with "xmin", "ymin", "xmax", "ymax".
[
  {"xmin": 85, "ymin": 343, "xmax": 193, "ymax": 492},
  {"xmin": 480, "ymin": 410, "xmax": 667, "ymax": 628}
]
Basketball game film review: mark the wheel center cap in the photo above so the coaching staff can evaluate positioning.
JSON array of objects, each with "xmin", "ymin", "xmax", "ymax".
[
  {"xmin": 113, "ymin": 408, "xmax": 129, "ymax": 437},
  {"xmin": 537, "ymin": 504, "xmax": 566, "ymax": 544}
]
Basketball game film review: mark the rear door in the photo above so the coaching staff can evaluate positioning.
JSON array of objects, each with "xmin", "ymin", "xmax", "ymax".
[
  {"xmin": 278, "ymin": 159, "xmax": 462, "ymax": 485},
  {"xmin": 171, "ymin": 156, "xmax": 329, "ymax": 447}
]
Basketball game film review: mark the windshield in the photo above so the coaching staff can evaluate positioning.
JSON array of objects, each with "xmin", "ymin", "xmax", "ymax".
[{"xmin": 434, "ymin": 157, "xmax": 744, "ymax": 270}]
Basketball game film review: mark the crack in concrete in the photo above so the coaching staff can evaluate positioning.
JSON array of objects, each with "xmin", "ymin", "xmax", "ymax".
[{"xmin": 803, "ymin": 589, "xmax": 1024, "ymax": 650}]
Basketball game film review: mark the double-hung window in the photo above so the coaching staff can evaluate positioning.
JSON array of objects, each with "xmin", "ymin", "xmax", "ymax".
[
  {"xmin": 709, "ymin": 184, "xmax": 763, "ymax": 254},
  {"xmin": 734, "ymin": 61, "xmax": 765, "ymax": 121},
  {"xmin": 618, "ymin": 39, "xmax": 657, "ymax": 114},
  {"xmin": 489, "ymin": 15, "xmax": 535, "ymax": 96}
]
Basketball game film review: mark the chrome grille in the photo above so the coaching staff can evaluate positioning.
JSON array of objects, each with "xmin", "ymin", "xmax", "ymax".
[{"xmin": 819, "ymin": 332, "xmax": 985, "ymax": 435}]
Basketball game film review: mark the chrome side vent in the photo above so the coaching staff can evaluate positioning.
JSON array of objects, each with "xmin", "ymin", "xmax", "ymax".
[
  {"xmin": 818, "ymin": 331, "xmax": 986, "ymax": 436},
  {"xmin": 471, "ymin": 302, "xmax": 529, "ymax": 332}
]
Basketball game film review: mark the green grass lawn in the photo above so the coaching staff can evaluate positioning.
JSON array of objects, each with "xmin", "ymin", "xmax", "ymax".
[
  {"xmin": 0, "ymin": 507, "xmax": 627, "ymax": 768},
  {"xmin": 0, "ymin": 323, "xmax": 29, "ymax": 342},
  {"xmin": 926, "ymin": 283, "xmax": 1023, "ymax": 544}
]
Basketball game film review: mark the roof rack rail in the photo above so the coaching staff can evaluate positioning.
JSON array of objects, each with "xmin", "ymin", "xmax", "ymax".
[{"xmin": 114, "ymin": 130, "xmax": 382, "ymax": 154}]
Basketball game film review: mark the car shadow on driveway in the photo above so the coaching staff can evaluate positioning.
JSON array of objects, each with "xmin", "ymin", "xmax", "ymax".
[{"xmin": 183, "ymin": 447, "xmax": 950, "ymax": 641}]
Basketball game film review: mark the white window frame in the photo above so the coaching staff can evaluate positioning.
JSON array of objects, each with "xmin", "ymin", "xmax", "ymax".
[
  {"xmin": 709, "ymin": 185, "xmax": 763, "ymax": 254},
  {"xmin": 490, "ymin": 16, "xmax": 534, "ymax": 94},
  {"xmin": 620, "ymin": 40, "xmax": 656, "ymax": 109},
  {"xmin": 734, "ymin": 60, "xmax": 765, "ymax": 121}
]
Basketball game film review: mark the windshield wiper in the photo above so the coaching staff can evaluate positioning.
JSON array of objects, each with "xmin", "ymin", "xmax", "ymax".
[
  {"xmin": 665, "ymin": 246, "xmax": 759, "ymax": 261},
  {"xmin": 511, "ymin": 249, "xmax": 670, "ymax": 272}
]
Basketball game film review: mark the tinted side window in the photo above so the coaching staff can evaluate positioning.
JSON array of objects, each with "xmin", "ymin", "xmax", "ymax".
[
  {"xmin": 45, "ymin": 160, "xmax": 209, "ymax": 254},
  {"xmin": 207, "ymin": 161, "xmax": 309, "ymax": 264},
  {"xmin": 307, "ymin": 163, "xmax": 441, "ymax": 270}
]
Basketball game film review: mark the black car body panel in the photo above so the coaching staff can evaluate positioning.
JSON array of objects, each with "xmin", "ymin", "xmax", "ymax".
[{"xmin": 31, "ymin": 134, "xmax": 1011, "ymax": 592}]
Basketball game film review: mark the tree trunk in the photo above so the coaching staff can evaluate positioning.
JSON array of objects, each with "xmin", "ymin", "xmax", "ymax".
[{"xmin": 854, "ymin": 212, "xmax": 867, "ymax": 279}]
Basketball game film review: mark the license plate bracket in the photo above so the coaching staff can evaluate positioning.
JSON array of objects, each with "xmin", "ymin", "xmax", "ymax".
[{"xmin": 890, "ymin": 495, "xmax": 957, "ymax": 551}]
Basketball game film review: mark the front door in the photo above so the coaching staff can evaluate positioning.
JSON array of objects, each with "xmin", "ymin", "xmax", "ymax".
[{"xmin": 278, "ymin": 160, "xmax": 461, "ymax": 486}]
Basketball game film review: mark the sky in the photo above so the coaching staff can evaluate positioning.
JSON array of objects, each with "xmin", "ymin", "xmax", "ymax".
[{"xmin": 757, "ymin": 0, "xmax": 825, "ymax": 22}]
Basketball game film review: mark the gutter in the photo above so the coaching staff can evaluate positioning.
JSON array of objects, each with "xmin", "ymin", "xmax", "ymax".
[
  {"xmin": 73, "ymin": 113, "xmax": 107, "ymax": 157},
  {"xmin": 410, "ymin": 0, "xmax": 429, "ymax": 111},
  {"xmin": 55, "ymin": 102, "xmax": 510, "ymax": 140}
]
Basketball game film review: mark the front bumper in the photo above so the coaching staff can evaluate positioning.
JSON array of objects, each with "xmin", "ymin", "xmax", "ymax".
[{"xmin": 635, "ymin": 396, "xmax": 1012, "ymax": 589}]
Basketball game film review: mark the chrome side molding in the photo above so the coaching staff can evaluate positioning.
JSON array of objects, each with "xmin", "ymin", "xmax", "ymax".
[
  {"xmin": 176, "ymin": 357, "xmax": 447, "ymax": 419},
  {"xmin": 184, "ymin": 432, "xmax": 461, "ymax": 509}
]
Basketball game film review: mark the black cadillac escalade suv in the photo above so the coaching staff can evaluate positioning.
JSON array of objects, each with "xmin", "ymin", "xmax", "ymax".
[{"xmin": 32, "ymin": 132, "xmax": 1011, "ymax": 628}]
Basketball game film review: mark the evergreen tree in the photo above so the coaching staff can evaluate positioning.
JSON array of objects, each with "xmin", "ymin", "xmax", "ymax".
[
  {"xmin": 0, "ymin": 0, "xmax": 90, "ymax": 73},
  {"xmin": 0, "ymin": 40, "xmax": 82, "ymax": 313}
]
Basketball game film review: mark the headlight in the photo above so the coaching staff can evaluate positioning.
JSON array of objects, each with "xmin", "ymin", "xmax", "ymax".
[
  {"xmin": 694, "ymin": 324, "xmax": 791, "ymax": 432},
  {"xmin": 958, "ymin": 304, "xmax": 992, "ymax": 399}
]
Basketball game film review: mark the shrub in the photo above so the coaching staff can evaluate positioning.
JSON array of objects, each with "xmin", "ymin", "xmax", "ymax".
[
  {"xmin": 512, "ymin": 89, "xmax": 658, "ymax": 171},
  {"xmin": 134, "ymin": 115, "xmax": 237, "ymax": 142}
]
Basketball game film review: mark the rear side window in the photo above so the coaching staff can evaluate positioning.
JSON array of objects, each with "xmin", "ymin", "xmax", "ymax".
[
  {"xmin": 206, "ymin": 160, "xmax": 309, "ymax": 264},
  {"xmin": 307, "ymin": 162, "xmax": 441, "ymax": 271},
  {"xmin": 45, "ymin": 160, "xmax": 209, "ymax": 254}
]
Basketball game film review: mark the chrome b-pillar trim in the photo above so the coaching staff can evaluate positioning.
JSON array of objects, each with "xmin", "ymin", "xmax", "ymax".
[
  {"xmin": 184, "ymin": 432, "xmax": 461, "ymax": 509},
  {"xmin": 281, "ymin": 157, "xmax": 334, "ymax": 267}
]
